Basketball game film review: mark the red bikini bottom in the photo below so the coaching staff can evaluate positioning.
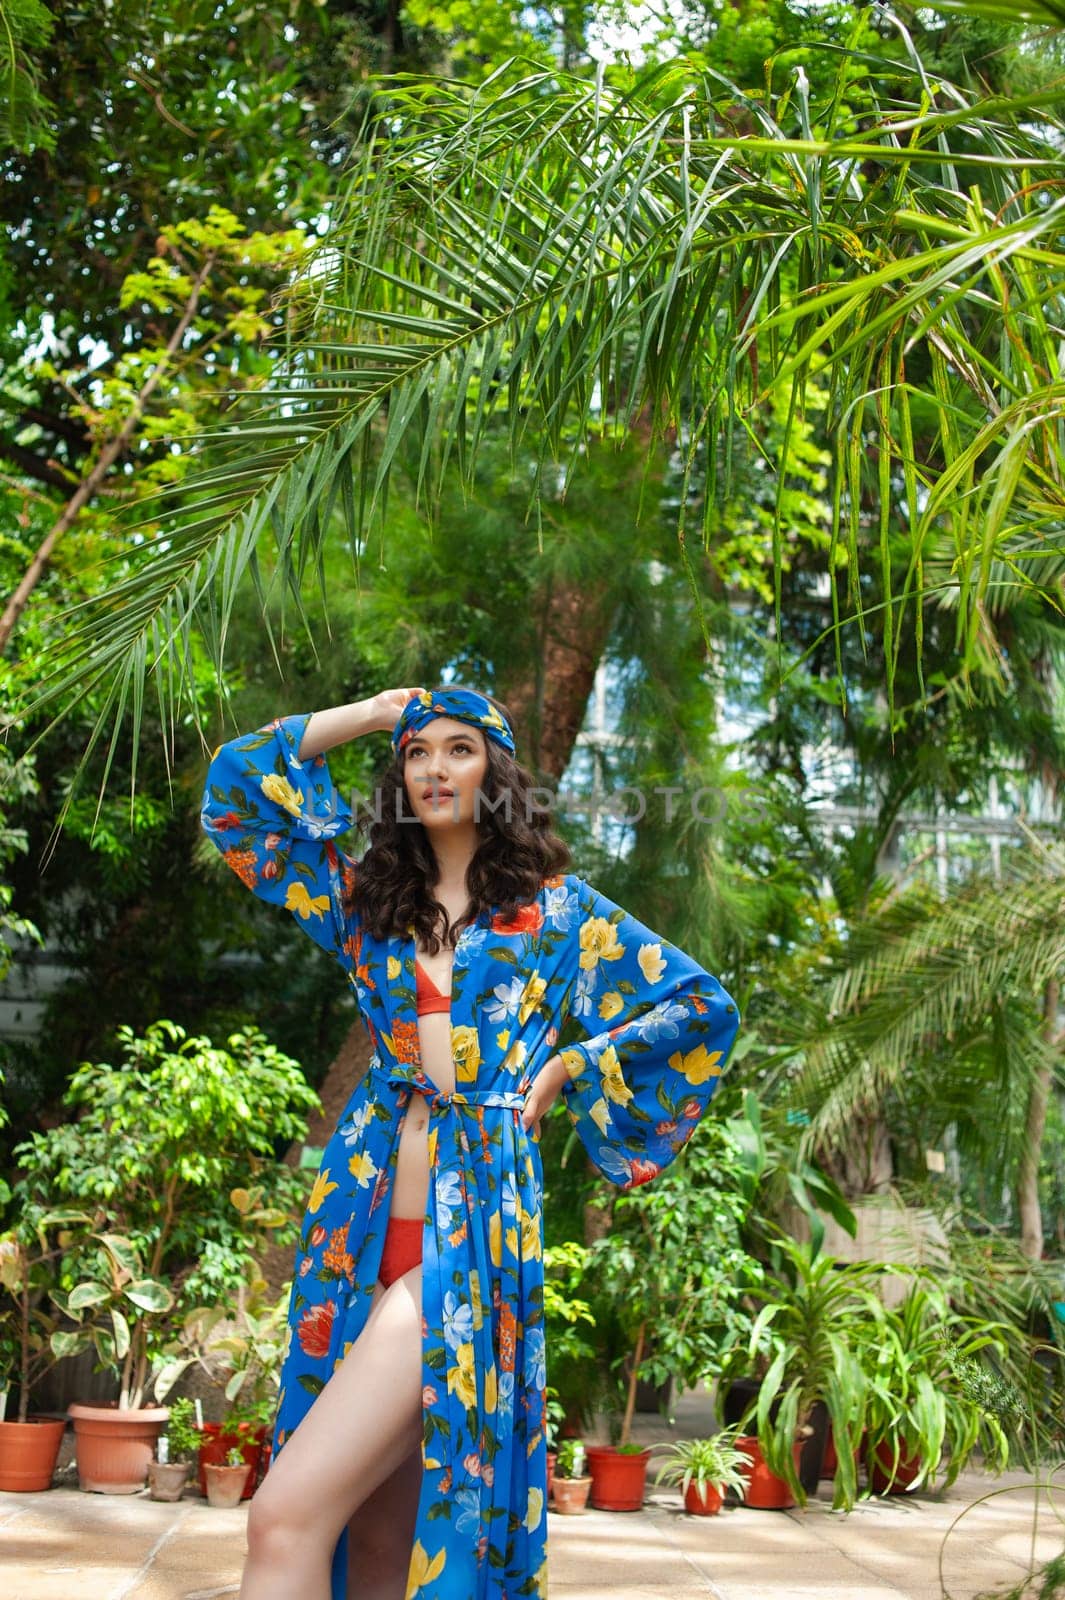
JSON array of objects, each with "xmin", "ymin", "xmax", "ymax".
[{"xmin": 379, "ymin": 1215, "xmax": 423, "ymax": 1288}]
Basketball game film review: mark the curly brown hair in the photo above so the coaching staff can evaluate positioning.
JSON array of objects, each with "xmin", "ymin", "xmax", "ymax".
[{"xmin": 345, "ymin": 684, "xmax": 572, "ymax": 953}]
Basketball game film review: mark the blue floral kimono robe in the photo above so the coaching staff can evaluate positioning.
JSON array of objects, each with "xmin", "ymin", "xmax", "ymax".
[{"xmin": 201, "ymin": 713, "xmax": 741, "ymax": 1600}]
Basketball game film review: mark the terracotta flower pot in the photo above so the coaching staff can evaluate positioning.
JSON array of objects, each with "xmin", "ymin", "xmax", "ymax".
[
  {"xmin": 585, "ymin": 1445, "xmax": 652, "ymax": 1511},
  {"xmin": 546, "ymin": 1450, "xmax": 556, "ymax": 1500},
  {"xmin": 147, "ymin": 1460, "xmax": 192, "ymax": 1501},
  {"xmin": 683, "ymin": 1480, "xmax": 723, "ymax": 1516},
  {"xmin": 868, "ymin": 1439, "xmax": 924, "ymax": 1496},
  {"xmin": 551, "ymin": 1474, "xmax": 592, "ymax": 1514},
  {"xmin": 68, "ymin": 1401, "xmax": 170, "ymax": 1494},
  {"xmin": 735, "ymin": 1436, "xmax": 804, "ymax": 1510},
  {"xmin": 196, "ymin": 1421, "xmax": 264, "ymax": 1501},
  {"xmin": 0, "ymin": 1416, "xmax": 66, "ymax": 1491},
  {"xmin": 204, "ymin": 1460, "xmax": 252, "ymax": 1508}
]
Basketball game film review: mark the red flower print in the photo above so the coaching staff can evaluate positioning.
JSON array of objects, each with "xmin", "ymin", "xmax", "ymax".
[
  {"xmin": 624, "ymin": 1158, "xmax": 660, "ymax": 1189},
  {"xmin": 369, "ymin": 1168, "xmax": 390, "ymax": 1215},
  {"xmin": 655, "ymin": 1119, "xmax": 678, "ymax": 1136},
  {"xmin": 296, "ymin": 1300, "xmax": 336, "ymax": 1359},
  {"xmin": 323, "ymin": 1226, "xmax": 355, "ymax": 1281},
  {"xmin": 691, "ymin": 995, "xmax": 708, "ymax": 1013},
  {"xmin": 209, "ymin": 810, "xmax": 242, "ymax": 831},
  {"xmin": 355, "ymin": 961, "xmax": 375, "ymax": 992},
  {"xmin": 393, "ymin": 1019, "xmax": 420, "ymax": 1065},
  {"xmin": 498, "ymin": 1303, "xmax": 517, "ymax": 1372},
  {"xmin": 325, "ymin": 841, "xmax": 338, "ymax": 868},
  {"xmin": 491, "ymin": 903, "xmax": 543, "ymax": 936},
  {"xmin": 264, "ymin": 831, "xmax": 282, "ymax": 850},
  {"xmin": 298, "ymin": 1255, "xmax": 313, "ymax": 1276},
  {"xmin": 682, "ymin": 1099, "xmax": 701, "ymax": 1120},
  {"xmin": 222, "ymin": 847, "xmax": 258, "ymax": 890},
  {"xmin": 261, "ymin": 858, "xmax": 279, "ymax": 880},
  {"xmin": 310, "ymin": 1224, "xmax": 327, "ymax": 1247},
  {"xmin": 463, "ymin": 1451, "xmax": 483, "ymax": 1477},
  {"xmin": 422, "ymin": 1385, "xmax": 439, "ymax": 1407}
]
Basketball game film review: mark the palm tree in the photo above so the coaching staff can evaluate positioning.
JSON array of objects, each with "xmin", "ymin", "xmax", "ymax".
[
  {"xmin": 774, "ymin": 839, "xmax": 1065, "ymax": 1257},
  {"xmin": 14, "ymin": 3, "xmax": 1065, "ymax": 781}
]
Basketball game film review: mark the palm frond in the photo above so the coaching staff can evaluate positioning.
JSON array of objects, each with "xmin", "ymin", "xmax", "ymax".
[
  {"xmin": 781, "ymin": 845, "xmax": 1065, "ymax": 1148},
  {"xmin": 16, "ymin": 42, "xmax": 1065, "ymax": 787}
]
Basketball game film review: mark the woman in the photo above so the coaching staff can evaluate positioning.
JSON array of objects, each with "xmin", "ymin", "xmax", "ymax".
[{"xmin": 201, "ymin": 684, "xmax": 740, "ymax": 1600}]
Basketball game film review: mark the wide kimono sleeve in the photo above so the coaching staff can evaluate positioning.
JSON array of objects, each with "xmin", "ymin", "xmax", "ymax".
[
  {"xmin": 200, "ymin": 711, "xmax": 358, "ymax": 973},
  {"xmin": 556, "ymin": 874, "xmax": 740, "ymax": 1189}
]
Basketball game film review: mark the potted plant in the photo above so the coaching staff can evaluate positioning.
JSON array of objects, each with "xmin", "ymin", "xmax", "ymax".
[
  {"xmin": 157, "ymin": 1261, "xmax": 290, "ymax": 1500},
  {"xmin": 718, "ymin": 1236, "xmax": 882, "ymax": 1511},
  {"xmin": 147, "ymin": 1395, "xmax": 200, "ymax": 1501},
  {"xmin": 585, "ymin": 1118, "xmax": 754, "ymax": 1512},
  {"xmin": 856, "ymin": 1283, "xmax": 1018, "ymax": 1496},
  {"xmin": 650, "ymin": 1428, "xmax": 750, "ymax": 1515},
  {"xmin": 551, "ymin": 1439, "xmax": 592, "ymax": 1514},
  {"xmin": 204, "ymin": 1441, "xmax": 252, "ymax": 1508},
  {"xmin": 7, "ymin": 1021, "xmax": 315, "ymax": 1493},
  {"xmin": 196, "ymin": 1397, "xmax": 274, "ymax": 1500},
  {"xmin": 0, "ymin": 1207, "xmax": 92, "ymax": 1491},
  {"xmin": 542, "ymin": 1242, "xmax": 598, "ymax": 1444}
]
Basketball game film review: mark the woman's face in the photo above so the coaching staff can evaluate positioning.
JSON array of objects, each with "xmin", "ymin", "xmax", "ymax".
[{"xmin": 402, "ymin": 716, "xmax": 489, "ymax": 830}]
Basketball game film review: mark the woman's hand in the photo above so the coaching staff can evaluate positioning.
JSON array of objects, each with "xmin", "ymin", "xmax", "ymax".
[
  {"xmin": 520, "ymin": 1053, "xmax": 571, "ymax": 1141},
  {"xmin": 372, "ymin": 687, "xmax": 426, "ymax": 733}
]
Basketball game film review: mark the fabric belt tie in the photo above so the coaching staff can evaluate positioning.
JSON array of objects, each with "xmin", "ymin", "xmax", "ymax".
[{"xmin": 371, "ymin": 1058, "xmax": 525, "ymax": 1113}]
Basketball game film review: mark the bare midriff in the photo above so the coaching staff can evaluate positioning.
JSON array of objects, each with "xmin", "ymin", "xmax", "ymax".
[{"xmin": 389, "ymin": 944, "xmax": 456, "ymax": 1221}]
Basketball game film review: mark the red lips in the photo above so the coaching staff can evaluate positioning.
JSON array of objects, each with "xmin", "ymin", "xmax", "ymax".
[{"xmin": 423, "ymin": 787, "xmax": 455, "ymax": 798}]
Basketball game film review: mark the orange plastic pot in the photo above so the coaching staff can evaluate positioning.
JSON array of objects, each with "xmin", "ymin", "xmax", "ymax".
[
  {"xmin": 585, "ymin": 1445, "xmax": 651, "ymax": 1511},
  {"xmin": 868, "ymin": 1439, "xmax": 924, "ymax": 1495},
  {"xmin": 196, "ymin": 1422, "xmax": 265, "ymax": 1501},
  {"xmin": 0, "ymin": 1417, "xmax": 66, "ymax": 1491},
  {"xmin": 736, "ymin": 1435, "xmax": 803, "ymax": 1510},
  {"xmin": 683, "ymin": 1480, "xmax": 723, "ymax": 1515}
]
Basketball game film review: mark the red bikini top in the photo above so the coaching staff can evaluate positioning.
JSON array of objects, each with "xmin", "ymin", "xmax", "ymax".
[{"xmin": 415, "ymin": 958, "xmax": 451, "ymax": 1016}]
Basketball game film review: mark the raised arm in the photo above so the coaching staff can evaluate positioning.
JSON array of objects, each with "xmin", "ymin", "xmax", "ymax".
[{"xmin": 200, "ymin": 691, "xmax": 421, "ymax": 969}]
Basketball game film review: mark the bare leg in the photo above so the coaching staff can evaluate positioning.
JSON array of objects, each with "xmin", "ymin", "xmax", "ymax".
[
  {"xmin": 240, "ymin": 1263, "xmax": 423, "ymax": 1600},
  {"xmin": 344, "ymin": 1436, "xmax": 423, "ymax": 1600}
]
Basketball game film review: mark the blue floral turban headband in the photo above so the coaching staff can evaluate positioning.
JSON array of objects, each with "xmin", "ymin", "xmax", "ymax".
[{"xmin": 391, "ymin": 687, "xmax": 516, "ymax": 760}]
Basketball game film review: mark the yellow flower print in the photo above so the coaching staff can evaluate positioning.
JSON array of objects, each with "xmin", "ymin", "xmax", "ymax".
[
  {"xmin": 496, "ymin": 1028, "xmax": 510, "ymax": 1050},
  {"xmin": 284, "ymin": 881, "xmax": 330, "ymax": 920},
  {"xmin": 405, "ymin": 1540, "xmax": 446, "ymax": 1598},
  {"xmin": 347, "ymin": 1151, "xmax": 378, "ymax": 1187},
  {"xmin": 598, "ymin": 1044, "xmax": 634, "ymax": 1107},
  {"xmin": 559, "ymin": 1047, "xmax": 586, "ymax": 1080},
  {"xmin": 637, "ymin": 941, "xmax": 667, "ymax": 984},
  {"xmin": 598, "ymin": 990, "xmax": 625, "ymax": 1021},
  {"xmin": 668, "ymin": 1042, "xmax": 723, "ymax": 1085},
  {"xmin": 448, "ymin": 1341, "xmax": 477, "ymax": 1408},
  {"xmin": 579, "ymin": 915, "xmax": 625, "ymax": 970},
  {"xmin": 451, "ymin": 1024, "xmax": 481, "ymax": 1084},
  {"xmin": 525, "ymin": 1485, "xmax": 544, "ymax": 1532},
  {"xmin": 387, "ymin": 955, "xmax": 401, "ymax": 980},
  {"xmin": 260, "ymin": 772, "xmax": 303, "ymax": 818},
  {"xmin": 521, "ymin": 1208, "xmax": 542, "ymax": 1261},
  {"xmin": 307, "ymin": 1168, "xmax": 339, "ymax": 1215},
  {"xmin": 589, "ymin": 1097, "xmax": 611, "ymax": 1135},
  {"xmin": 505, "ymin": 1225, "xmax": 518, "ymax": 1258},
  {"xmin": 502, "ymin": 1038, "xmax": 528, "ymax": 1075},
  {"xmin": 518, "ymin": 972, "xmax": 546, "ymax": 1025},
  {"xmin": 490, "ymin": 1210, "xmax": 502, "ymax": 1267},
  {"xmin": 484, "ymin": 1363, "xmax": 498, "ymax": 1414}
]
